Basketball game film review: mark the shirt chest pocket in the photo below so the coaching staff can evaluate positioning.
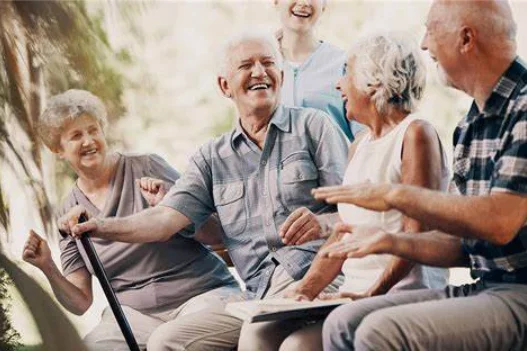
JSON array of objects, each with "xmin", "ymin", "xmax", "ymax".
[
  {"xmin": 279, "ymin": 152, "xmax": 319, "ymax": 211},
  {"xmin": 213, "ymin": 181, "xmax": 247, "ymax": 236}
]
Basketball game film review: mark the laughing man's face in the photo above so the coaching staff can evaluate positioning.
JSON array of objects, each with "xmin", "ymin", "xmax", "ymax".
[{"xmin": 219, "ymin": 40, "xmax": 283, "ymax": 115}]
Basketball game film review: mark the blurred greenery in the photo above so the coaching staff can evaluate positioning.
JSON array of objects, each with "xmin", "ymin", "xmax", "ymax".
[{"xmin": 0, "ymin": 269, "xmax": 20, "ymax": 351}]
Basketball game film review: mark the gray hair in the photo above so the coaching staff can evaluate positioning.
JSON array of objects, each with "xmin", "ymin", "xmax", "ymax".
[
  {"xmin": 38, "ymin": 89, "xmax": 108, "ymax": 152},
  {"xmin": 217, "ymin": 30, "xmax": 283, "ymax": 77},
  {"xmin": 349, "ymin": 32, "xmax": 426, "ymax": 115}
]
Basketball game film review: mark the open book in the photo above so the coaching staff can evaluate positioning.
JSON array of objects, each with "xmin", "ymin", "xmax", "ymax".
[{"xmin": 225, "ymin": 297, "xmax": 352, "ymax": 323}]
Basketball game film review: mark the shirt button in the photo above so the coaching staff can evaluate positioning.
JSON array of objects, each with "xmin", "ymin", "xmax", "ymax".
[
  {"xmin": 261, "ymin": 160, "xmax": 267, "ymax": 166},
  {"xmin": 270, "ymin": 246, "xmax": 276, "ymax": 252},
  {"xmin": 265, "ymin": 270, "xmax": 270, "ymax": 276}
]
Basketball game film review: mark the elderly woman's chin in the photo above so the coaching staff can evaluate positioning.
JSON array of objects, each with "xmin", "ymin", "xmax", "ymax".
[{"xmin": 75, "ymin": 152, "xmax": 105, "ymax": 170}]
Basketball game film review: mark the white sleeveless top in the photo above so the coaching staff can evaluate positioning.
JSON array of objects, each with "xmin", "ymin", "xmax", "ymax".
[{"xmin": 338, "ymin": 115, "xmax": 450, "ymax": 294}]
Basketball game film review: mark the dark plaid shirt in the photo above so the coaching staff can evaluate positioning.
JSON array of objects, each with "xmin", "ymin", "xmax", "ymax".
[{"xmin": 452, "ymin": 58, "xmax": 527, "ymax": 284}]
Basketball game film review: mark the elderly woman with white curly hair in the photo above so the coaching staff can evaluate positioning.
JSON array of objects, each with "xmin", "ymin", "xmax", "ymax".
[
  {"xmin": 275, "ymin": 32, "xmax": 451, "ymax": 350},
  {"xmin": 21, "ymin": 89, "xmax": 238, "ymax": 351}
]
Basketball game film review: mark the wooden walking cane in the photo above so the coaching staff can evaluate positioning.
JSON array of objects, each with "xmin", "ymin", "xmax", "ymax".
[{"xmin": 61, "ymin": 213, "xmax": 141, "ymax": 351}]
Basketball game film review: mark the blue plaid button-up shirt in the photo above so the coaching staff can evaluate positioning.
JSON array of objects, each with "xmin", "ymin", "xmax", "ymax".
[
  {"xmin": 161, "ymin": 105, "xmax": 348, "ymax": 296},
  {"xmin": 451, "ymin": 58, "xmax": 527, "ymax": 283}
]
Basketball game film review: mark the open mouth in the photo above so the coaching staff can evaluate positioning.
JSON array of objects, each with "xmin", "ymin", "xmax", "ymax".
[
  {"xmin": 291, "ymin": 7, "xmax": 312, "ymax": 18},
  {"xmin": 80, "ymin": 148, "xmax": 98, "ymax": 157},
  {"xmin": 247, "ymin": 82, "xmax": 271, "ymax": 91}
]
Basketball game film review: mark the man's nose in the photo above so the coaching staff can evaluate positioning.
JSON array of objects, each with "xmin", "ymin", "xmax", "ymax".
[
  {"xmin": 251, "ymin": 62, "xmax": 267, "ymax": 77},
  {"xmin": 420, "ymin": 32, "xmax": 428, "ymax": 51},
  {"xmin": 336, "ymin": 78, "xmax": 342, "ymax": 91}
]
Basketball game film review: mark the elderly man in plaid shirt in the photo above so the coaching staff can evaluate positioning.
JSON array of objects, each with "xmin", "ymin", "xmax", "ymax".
[{"xmin": 312, "ymin": 0, "xmax": 527, "ymax": 350}]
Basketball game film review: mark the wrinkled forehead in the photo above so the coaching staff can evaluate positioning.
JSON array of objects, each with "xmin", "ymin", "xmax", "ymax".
[{"xmin": 227, "ymin": 39, "xmax": 277, "ymax": 65}]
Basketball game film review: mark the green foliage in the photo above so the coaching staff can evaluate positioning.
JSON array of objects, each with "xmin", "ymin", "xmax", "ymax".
[{"xmin": 0, "ymin": 268, "xmax": 20, "ymax": 351}]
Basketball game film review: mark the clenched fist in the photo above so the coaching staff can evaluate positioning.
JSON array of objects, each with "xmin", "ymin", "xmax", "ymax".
[{"xmin": 22, "ymin": 230, "xmax": 53, "ymax": 270}]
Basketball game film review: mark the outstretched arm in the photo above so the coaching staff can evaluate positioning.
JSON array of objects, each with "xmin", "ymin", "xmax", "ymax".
[
  {"xmin": 322, "ymin": 224, "xmax": 469, "ymax": 268},
  {"xmin": 60, "ymin": 205, "xmax": 191, "ymax": 243}
]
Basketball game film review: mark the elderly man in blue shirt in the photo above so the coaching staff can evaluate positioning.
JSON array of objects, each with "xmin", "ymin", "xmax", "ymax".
[{"xmin": 61, "ymin": 31, "xmax": 348, "ymax": 350}]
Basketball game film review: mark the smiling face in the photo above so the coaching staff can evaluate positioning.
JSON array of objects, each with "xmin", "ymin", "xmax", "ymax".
[
  {"xmin": 276, "ymin": 0, "xmax": 325, "ymax": 34},
  {"xmin": 336, "ymin": 57, "xmax": 374, "ymax": 124},
  {"xmin": 218, "ymin": 39, "xmax": 283, "ymax": 116},
  {"xmin": 57, "ymin": 113, "xmax": 108, "ymax": 173},
  {"xmin": 421, "ymin": 2, "xmax": 462, "ymax": 89}
]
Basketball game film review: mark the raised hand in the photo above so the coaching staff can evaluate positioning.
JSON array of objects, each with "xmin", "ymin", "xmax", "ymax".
[
  {"xmin": 137, "ymin": 177, "xmax": 168, "ymax": 207},
  {"xmin": 22, "ymin": 230, "xmax": 53, "ymax": 270},
  {"xmin": 279, "ymin": 207, "xmax": 323, "ymax": 245},
  {"xmin": 312, "ymin": 182, "xmax": 395, "ymax": 212},
  {"xmin": 320, "ymin": 223, "xmax": 394, "ymax": 259}
]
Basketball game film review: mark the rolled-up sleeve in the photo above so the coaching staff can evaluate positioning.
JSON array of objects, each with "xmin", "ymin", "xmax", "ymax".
[
  {"xmin": 148, "ymin": 153, "xmax": 180, "ymax": 185},
  {"xmin": 159, "ymin": 144, "xmax": 216, "ymax": 235}
]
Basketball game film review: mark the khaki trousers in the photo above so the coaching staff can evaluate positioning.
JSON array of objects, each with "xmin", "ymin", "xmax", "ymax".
[
  {"xmin": 83, "ymin": 285, "xmax": 241, "ymax": 351},
  {"xmin": 154, "ymin": 265, "xmax": 342, "ymax": 351}
]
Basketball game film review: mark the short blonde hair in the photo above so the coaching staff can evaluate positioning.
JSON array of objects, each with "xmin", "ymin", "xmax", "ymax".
[
  {"xmin": 349, "ymin": 32, "xmax": 426, "ymax": 115},
  {"xmin": 38, "ymin": 89, "xmax": 108, "ymax": 152}
]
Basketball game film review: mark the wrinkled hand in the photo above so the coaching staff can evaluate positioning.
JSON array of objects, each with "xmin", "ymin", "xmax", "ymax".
[
  {"xmin": 57, "ymin": 205, "xmax": 101, "ymax": 239},
  {"xmin": 58, "ymin": 205, "xmax": 89, "ymax": 237},
  {"xmin": 137, "ymin": 177, "xmax": 167, "ymax": 207},
  {"xmin": 320, "ymin": 223, "xmax": 394, "ymax": 259},
  {"xmin": 318, "ymin": 290, "xmax": 371, "ymax": 301},
  {"xmin": 22, "ymin": 230, "xmax": 53, "ymax": 270},
  {"xmin": 312, "ymin": 182, "xmax": 395, "ymax": 212},
  {"xmin": 283, "ymin": 288, "xmax": 315, "ymax": 302},
  {"xmin": 280, "ymin": 207, "xmax": 323, "ymax": 245}
]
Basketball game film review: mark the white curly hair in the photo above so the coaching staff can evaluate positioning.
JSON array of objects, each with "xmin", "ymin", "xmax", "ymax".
[
  {"xmin": 349, "ymin": 32, "xmax": 426, "ymax": 115},
  {"xmin": 38, "ymin": 89, "xmax": 108, "ymax": 152}
]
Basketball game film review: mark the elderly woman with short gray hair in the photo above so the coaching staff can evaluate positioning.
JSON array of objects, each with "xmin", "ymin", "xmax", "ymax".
[
  {"xmin": 276, "ymin": 32, "xmax": 451, "ymax": 350},
  {"xmin": 22, "ymin": 89, "xmax": 237, "ymax": 351}
]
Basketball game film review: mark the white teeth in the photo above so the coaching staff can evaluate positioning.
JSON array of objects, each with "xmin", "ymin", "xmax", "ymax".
[
  {"xmin": 292, "ymin": 11, "xmax": 310, "ymax": 18},
  {"xmin": 83, "ymin": 149, "xmax": 97, "ymax": 156},
  {"xmin": 249, "ymin": 84, "xmax": 268, "ymax": 91}
]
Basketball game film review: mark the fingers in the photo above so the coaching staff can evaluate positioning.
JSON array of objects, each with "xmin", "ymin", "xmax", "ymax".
[
  {"xmin": 138, "ymin": 177, "xmax": 163, "ymax": 193},
  {"xmin": 334, "ymin": 222, "xmax": 354, "ymax": 239},
  {"xmin": 285, "ymin": 216, "xmax": 310, "ymax": 245},
  {"xmin": 294, "ymin": 227, "xmax": 319, "ymax": 246},
  {"xmin": 317, "ymin": 292, "xmax": 341, "ymax": 301},
  {"xmin": 279, "ymin": 207, "xmax": 304, "ymax": 241},
  {"xmin": 311, "ymin": 185, "xmax": 351, "ymax": 200},
  {"xmin": 71, "ymin": 219, "xmax": 98, "ymax": 239},
  {"xmin": 58, "ymin": 205, "xmax": 88, "ymax": 235},
  {"xmin": 319, "ymin": 241, "xmax": 358, "ymax": 259},
  {"xmin": 22, "ymin": 230, "xmax": 45, "ymax": 261}
]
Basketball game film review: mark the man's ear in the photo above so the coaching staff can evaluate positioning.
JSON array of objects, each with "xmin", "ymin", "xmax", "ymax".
[
  {"xmin": 217, "ymin": 76, "xmax": 232, "ymax": 98},
  {"xmin": 459, "ymin": 26, "xmax": 475, "ymax": 54}
]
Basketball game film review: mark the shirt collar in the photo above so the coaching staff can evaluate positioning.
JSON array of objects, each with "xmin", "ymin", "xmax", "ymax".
[
  {"xmin": 467, "ymin": 57, "xmax": 527, "ymax": 122},
  {"xmin": 231, "ymin": 104, "xmax": 290, "ymax": 143}
]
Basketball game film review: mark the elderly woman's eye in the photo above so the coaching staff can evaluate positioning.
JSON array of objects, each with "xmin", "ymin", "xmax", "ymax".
[
  {"xmin": 263, "ymin": 60, "xmax": 275, "ymax": 66},
  {"xmin": 239, "ymin": 63, "xmax": 251, "ymax": 70}
]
